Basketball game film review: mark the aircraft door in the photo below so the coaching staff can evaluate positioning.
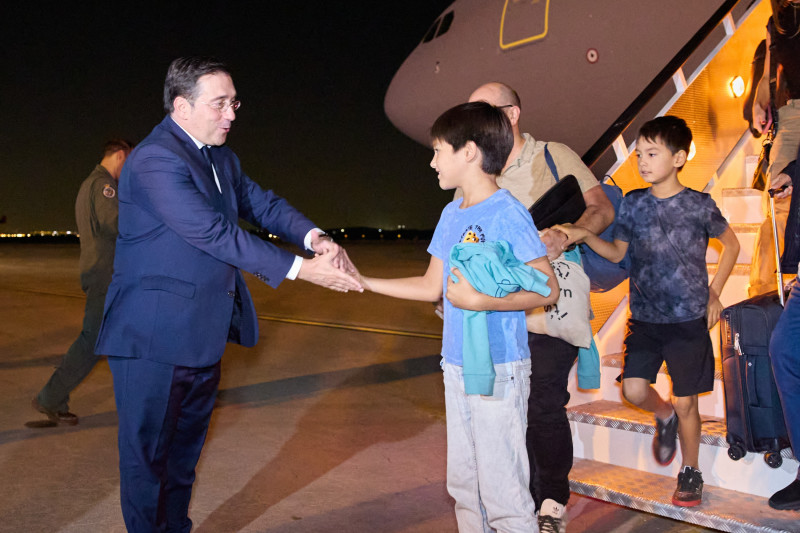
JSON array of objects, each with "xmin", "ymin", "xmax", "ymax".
[{"xmin": 499, "ymin": 0, "xmax": 550, "ymax": 50}]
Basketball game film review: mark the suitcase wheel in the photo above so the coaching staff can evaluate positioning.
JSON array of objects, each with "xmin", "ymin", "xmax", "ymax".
[
  {"xmin": 727, "ymin": 443, "xmax": 746, "ymax": 461},
  {"xmin": 764, "ymin": 452, "xmax": 783, "ymax": 469}
]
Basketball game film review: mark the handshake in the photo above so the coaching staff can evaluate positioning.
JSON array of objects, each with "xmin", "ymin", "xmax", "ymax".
[{"xmin": 297, "ymin": 231, "xmax": 364, "ymax": 293}]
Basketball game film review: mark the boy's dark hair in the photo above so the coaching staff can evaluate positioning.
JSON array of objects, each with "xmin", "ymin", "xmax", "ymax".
[
  {"xmin": 430, "ymin": 101, "xmax": 513, "ymax": 175},
  {"xmin": 638, "ymin": 116, "xmax": 692, "ymax": 156}
]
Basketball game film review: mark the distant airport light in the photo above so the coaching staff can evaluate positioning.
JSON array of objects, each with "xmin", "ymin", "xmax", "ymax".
[
  {"xmin": 729, "ymin": 76, "xmax": 745, "ymax": 98},
  {"xmin": 688, "ymin": 141, "xmax": 697, "ymax": 161}
]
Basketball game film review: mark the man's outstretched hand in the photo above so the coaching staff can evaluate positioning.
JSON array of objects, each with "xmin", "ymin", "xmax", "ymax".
[
  {"xmin": 299, "ymin": 248, "xmax": 363, "ymax": 292},
  {"xmin": 310, "ymin": 233, "xmax": 358, "ymax": 275}
]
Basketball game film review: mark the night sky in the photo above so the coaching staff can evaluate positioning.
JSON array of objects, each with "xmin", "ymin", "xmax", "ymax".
[{"xmin": 1, "ymin": 1, "xmax": 454, "ymax": 233}]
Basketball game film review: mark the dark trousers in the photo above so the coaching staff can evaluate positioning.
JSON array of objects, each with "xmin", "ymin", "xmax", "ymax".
[
  {"xmin": 37, "ymin": 285, "xmax": 107, "ymax": 412},
  {"xmin": 770, "ymin": 280, "xmax": 800, "ymax": 471},
  {"xmin": 109, "ymin": 356, "xmax": 221, "ymax": 533},
  {"xmin": 527, "ymin": 332, "xmax": 578, "ymax": 509}
]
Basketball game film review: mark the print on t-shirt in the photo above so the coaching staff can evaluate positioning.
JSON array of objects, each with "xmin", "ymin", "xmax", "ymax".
[{"xmin": 460, "ymin": 224, "xmax": 486, "ymax": 243}]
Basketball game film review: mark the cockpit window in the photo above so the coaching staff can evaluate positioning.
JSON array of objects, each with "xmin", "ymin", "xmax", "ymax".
[
  {"xmin": 422, "ymin": 11, "xmax": 454, "ymax": 43},
  {"xmin": 422, "ymin": 19, "xmax": 440, "ymax": 43},
  {"xmin": 436, "ymin": 12, "xmax": 454, "ymax": 38}
]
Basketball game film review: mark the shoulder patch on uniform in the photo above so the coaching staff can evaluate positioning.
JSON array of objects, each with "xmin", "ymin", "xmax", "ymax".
[{"xmin": 103, "ymin": 184, "xmax": 116, "ymax": 198}]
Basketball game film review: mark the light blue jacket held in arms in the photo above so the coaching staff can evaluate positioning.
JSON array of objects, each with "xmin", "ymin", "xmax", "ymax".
[{"xmin": 449, "ymin": 241, "xmax": 551, "ymax": 395}]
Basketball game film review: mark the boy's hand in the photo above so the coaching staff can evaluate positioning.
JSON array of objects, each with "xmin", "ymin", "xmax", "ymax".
[
  {"xmin": 706, "ymin": 289, "xmax": 724, "ymax": 329},
  {"xmin": 343, "ymin": 261, "xmax": 373, "ymax": 292},
  {"xmin": 332, "ymin": 247, "xmax": 358, "ymax": 276},
  {"xmin": 551, "ymin": 223, "xmax": 590, "ymax": 247},
  {"xmin": 540, "ymin": 228, "xmax": 570, "ymax": 260},
  {"xmin": 298, "ymin": 253, "xmax": 363, "ymax": 293},
  {"xmin": 310, "ymin": 232, "xmax": 358, "ymax": 275},
  {"xmin": 446, "ymin": 268, "xmax": 484, "ymax": 311}
]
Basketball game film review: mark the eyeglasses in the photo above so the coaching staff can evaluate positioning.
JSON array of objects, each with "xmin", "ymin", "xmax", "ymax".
[{"xmin": 198, "ymin": 99, "xmax": 241, "ymax": 113}]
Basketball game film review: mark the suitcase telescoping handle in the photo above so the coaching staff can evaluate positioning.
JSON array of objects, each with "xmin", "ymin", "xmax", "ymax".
[{"xmin": 768, "ymin": 186, "xmax": 787, "ymax": 306}]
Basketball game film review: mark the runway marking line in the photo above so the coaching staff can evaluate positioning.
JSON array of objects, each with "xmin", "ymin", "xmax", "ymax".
[
  {"xmin": 257, "ymin": 314, "xmax": 442, "ymax": 340},
  {"xmin": 4, "ymin": 287, "xmax": 443, "ymax": 340}
]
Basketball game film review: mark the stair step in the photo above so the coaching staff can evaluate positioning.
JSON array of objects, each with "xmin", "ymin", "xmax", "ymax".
[
  {"xmin": 570, "ymin": 457, "xmax": 800, "ymax": 533},
  {"xmin": 568, "ymin": 399, "xmax": 795, "ymax": 461},
  {"xmin": 729, "ymin": 222, "xmax": 762, "ymax": 234},
  {"xmin": 707, "ymin": 227, "xmax": 758, "ymax": 265},
  {"xmin": 707, "ymin": 263, "xmax": 752, "ymax": 277},
  {"xmin": 721, "ymin": 188, "xmax": 764, "ymax": 225},
  {"xmin": 568, "ymin": 399, "xmax": 797, "ymax": 498},
  {"xmin": 569, "ymin": 399, "xmax": 725, "ymax": 449}
]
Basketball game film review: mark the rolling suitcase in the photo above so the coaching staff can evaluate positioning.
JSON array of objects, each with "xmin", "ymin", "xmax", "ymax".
[{"xmin": 719, "ymin": 189, "xmax": 791, "ymax": 468}]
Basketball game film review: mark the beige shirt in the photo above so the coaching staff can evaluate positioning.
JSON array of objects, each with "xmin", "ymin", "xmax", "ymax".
[
  {"xmin": 500, "ymin": 133, "xmax": 599, "ymax": 209},
  {"xmin": 454, "ymin": 133, "xmax": 599, "ymax": 209}
]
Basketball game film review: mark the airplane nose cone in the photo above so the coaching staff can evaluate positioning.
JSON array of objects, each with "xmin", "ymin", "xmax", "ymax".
[{"xmin": 384, "ymin": 63, "xmax": 435, "ymax": 147}]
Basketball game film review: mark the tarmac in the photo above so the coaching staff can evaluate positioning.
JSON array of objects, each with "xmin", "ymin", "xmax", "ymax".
[{"xmin": 0, "ymin": 240, "xmax": 721, "ymax": 532}]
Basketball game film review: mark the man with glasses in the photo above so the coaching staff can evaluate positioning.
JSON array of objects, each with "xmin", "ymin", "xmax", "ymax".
[
  {"xmin": 467, "ymin": 82, "xmax": 614, "ymax": 532},
  {"xmin": 95, "ymin": 56, "xmax": 362, "ymax": 532},
  {"xmin": 30, "ymin": 139, "xmax": 132, "ymax": 428}
]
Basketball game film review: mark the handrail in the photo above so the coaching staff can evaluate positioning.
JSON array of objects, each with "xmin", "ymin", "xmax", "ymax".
[{"xmin": 581, "ymin": 0, "xmax": 744, "ymax": 168}]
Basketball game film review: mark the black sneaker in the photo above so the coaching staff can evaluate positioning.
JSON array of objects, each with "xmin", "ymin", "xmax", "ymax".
[
  {"xmin": 652, "ymin": 412, "xmax": 678, "ymax": 465},
  {"xmin": 769, "ymin": 479, "xmax": 800, "ymax": 510},
  {"xmin": 672, "ymin": 466, "xmax": 703, "ymax": 507}
]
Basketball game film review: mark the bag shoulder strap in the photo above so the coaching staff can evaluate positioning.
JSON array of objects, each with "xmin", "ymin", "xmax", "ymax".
[
  {"xmin": 544, "ymin": 144, "xmax": 559, "ymax": 182},
  {"xmin": 767, "ymin": 19, "xmax": 780, "ymax": 130}
]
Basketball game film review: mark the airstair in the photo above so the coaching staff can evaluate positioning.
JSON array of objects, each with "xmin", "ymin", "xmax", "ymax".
[{"xmin": 567, "ymin": 1, "xmax": 800, "ymax": 531}]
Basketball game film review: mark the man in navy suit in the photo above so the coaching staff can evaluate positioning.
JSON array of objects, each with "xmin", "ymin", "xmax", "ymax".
[{"xmin": 95, "ymin": 56, "xmax": 362, "ymax": 532}]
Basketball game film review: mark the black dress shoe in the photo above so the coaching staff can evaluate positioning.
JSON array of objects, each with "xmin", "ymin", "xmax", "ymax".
[
  {"xmin": 769, "ymin": 479, "xmax": 800, "ymax": 510},
  {"xmin": 31, "ymin": 398, "xmax": 79, "ymax": 426}
]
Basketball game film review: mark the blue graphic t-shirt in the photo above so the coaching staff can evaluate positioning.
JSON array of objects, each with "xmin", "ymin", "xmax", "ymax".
[
  {"xmin": 428, "ymin": 189, "xmax": 547, "ymax": 365},
  {"xmin": 613, "ymin": 187, "xmax": 729, "ymax": 323}
]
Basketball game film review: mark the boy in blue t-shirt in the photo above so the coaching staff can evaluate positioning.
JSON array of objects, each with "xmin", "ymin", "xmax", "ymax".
[
  {"xmin": 555, "ymin": 116, "xmax": 740, "ymax": 507},
  {"xmin": 359, "ymin": 102, "xmax": 558, "ymax": 531}
]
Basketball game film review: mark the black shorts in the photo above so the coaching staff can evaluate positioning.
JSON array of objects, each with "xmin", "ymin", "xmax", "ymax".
[{"xmin": 621, "ymin": 318, "xmax": 714, "ymax": 397}]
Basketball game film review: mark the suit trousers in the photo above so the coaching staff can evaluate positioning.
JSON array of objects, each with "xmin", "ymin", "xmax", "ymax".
[
  {"xmin": 109, "ymin": 356, "xmax": 221, "ymax": 533},
  {"xmin": 37, "ymin": 285, "xmax": 107, "ymax": 412},
  {"xmin": 526, "ymin": 332, "xmax": 578, "ymax": 509}
]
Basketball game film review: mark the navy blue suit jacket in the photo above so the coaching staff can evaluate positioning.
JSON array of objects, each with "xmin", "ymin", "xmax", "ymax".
[{"xmin": 96, "ymin": 115, "xmax": 317, "ymax": 367}]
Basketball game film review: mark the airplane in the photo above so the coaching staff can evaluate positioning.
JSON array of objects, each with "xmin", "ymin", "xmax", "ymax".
[
  {"xmin": 383, "ymin": 1, "xmax": 800, "ymax": 531},
  {"xmin": 384, "ymin": 0, "xmax": 750, "ymax": 177}
]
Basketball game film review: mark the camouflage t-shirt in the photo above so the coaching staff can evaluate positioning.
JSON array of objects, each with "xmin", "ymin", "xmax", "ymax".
[{"xmin": 613, "ymin": 187, "xmax": 729, "ymax": 323}]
